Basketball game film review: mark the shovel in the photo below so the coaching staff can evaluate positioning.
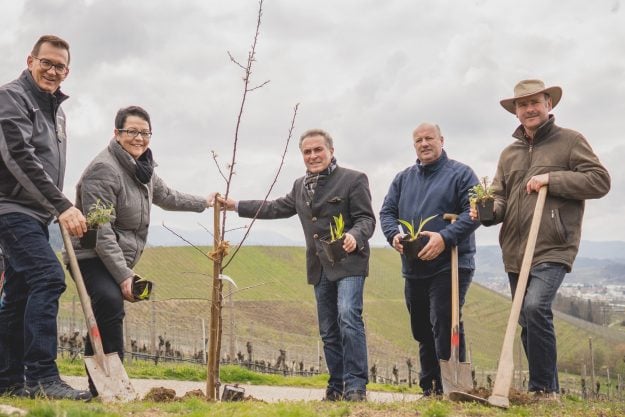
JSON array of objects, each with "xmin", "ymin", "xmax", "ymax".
[
  {"xmin": 439, "ymin": 213, "xmax": 473, "ymax": 394},
  {"xmin": 60, "ymin": 224, "xmax": 137, "ymax": 403},
  {"xmin": 487, "ymin": 186, "xmax": 548, "ymax": 408}
]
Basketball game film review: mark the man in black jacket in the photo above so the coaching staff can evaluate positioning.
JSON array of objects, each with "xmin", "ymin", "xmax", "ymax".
[
  {"xmin": 217, "ymin": 129, "xmax": 375, "ymax": 401},
  {"xmin": 0, "ymin": 35, "xmax": 90, "ymax": 400}
]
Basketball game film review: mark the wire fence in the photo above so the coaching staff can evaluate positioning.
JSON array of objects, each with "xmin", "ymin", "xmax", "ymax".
[
  {"xmin": 58, "ymin": 296, "xmax": 625, "ymax": 398},
  {"xmin": 54, "ymin": 242, "xmax": 625, "ymax": 398}
]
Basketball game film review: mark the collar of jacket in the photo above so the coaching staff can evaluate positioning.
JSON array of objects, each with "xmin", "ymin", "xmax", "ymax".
[
  {"xmin": 20, "ymin": 69, "xmax": 69, "ymax": 111},
  {"xmin": 416, "ymin": 149, "xmax": 448, "ymax": 174},
  {"xmin": 107, "ymin": 138, "xmax": 148, "ymax": 185},
  {"xmin": 512, "ymin": 114, "xmax": 556, "ymax": 145}
]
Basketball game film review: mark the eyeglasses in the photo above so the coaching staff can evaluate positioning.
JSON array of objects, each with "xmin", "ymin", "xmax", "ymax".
[
  {"xmin": 31, "ymin": 56, "xmax": 68, "ymax": 75},
  {"xmin": 118, "ymin": 129, "xmax": 153, "ymax": 139}
]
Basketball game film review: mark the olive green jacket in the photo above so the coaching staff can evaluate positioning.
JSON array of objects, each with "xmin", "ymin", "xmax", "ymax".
[{"xmin": 488, "ymin": 116, "xmax": 610, "ymax": 273}]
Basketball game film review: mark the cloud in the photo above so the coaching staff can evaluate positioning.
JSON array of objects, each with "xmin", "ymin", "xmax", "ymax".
[{"xmin": 1, "ymin": 0, "xmax": 623, "ymax": 245}]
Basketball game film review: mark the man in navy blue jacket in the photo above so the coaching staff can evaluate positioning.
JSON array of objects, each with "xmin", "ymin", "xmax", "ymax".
[{"xmin": 380, "ymin": 122, "xmax": 479, "ymax": 395}]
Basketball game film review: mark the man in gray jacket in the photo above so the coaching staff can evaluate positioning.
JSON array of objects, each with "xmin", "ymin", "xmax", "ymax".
[
  {"xmin": 0, "ymin": 35, "xmax": 91, "ymax": 400},
  {"xmin": 217, "ymin": 129, "xmax": 375, "ymax": 401}
]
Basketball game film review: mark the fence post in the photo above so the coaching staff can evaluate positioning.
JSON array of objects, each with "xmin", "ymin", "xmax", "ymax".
[
  {"xmin": 124, "ymin": 318, "xmax": 132, "ymax": 364},
  {"xmin": 589, "ymin": 337, "xmax": 596, "ymax": 399}
]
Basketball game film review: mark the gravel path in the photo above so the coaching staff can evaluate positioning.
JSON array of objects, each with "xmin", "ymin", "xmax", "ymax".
[{"xmin": 63, "ymin": 376, "xmax": 421, "ymax": 403}]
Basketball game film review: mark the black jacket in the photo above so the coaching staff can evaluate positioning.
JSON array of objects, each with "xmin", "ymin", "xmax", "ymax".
[{"xmin": 0, "ymin": 69, "xmax": 71, "ymax": 222}]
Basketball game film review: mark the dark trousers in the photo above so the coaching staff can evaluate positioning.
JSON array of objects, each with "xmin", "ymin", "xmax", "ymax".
[
  {"xmin": 78, "ymin": 257, "xmax": 125, "ymax": 360},
  {"xmin": 404, "ymin": 269, "xmax": 473, "ymax": 394},
  {"xmin": 0, "ymin": 213, "xmax": 66, "ymax": 388}
]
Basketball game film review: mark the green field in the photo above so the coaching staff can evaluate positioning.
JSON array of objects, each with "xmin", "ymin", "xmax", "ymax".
[{"xmin": 58, "ymin": 245, "xmax": 625, "ymax": 386}]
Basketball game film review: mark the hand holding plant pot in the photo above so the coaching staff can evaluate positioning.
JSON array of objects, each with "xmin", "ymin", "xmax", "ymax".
[
  {"xmin": 80, "ymin": 199, "xmax": 115, "ymax": 249},
  {"xmin": 398, "ymin": 214, "xmax": 437, "ymax": 259},
  {"xmin": 320, "ymin": 213, "xmax": 348, "ymax": 263},
  {"xmin": 469, "ymin": 176, "xmax": 495, "ymax": 222},
  {"xmin": 132, "ymin": 274, "xmax": 154, "ymax": 301}
]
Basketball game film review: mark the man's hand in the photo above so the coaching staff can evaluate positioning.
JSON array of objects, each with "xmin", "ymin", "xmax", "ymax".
[
  {"xmin": 342, "ymin": 233, "xmax": 358, "ymax": 253},
  {"xmin": 417, "ymin": 231, "xmax": 445, "ymax": 261},
  {"xmin": 216, "ymin": 196, "xmax": 237, "ymax": 211},
  {"xmin": 58, "ymin": 206, "xmax": 87, "ymax": 237},
  {"xmin": 391, "ymin": 233, "xmax": 405, "ymax": 254},
  {"xmin": 526, "ymin": 173, "xmax": 549, "ymax": 194},
  {"xmin": 469, "ymin": 203, "xmax": 479, "ymax": 221},
  {"xmin": 120, "ymin": 276, "xmax": 135, "ymax": 302}
]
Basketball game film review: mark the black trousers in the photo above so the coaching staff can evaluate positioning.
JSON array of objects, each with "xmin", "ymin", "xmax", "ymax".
[
  {"xmin": 404, "ymin": 268, "xmax": 473, "ymax": 394},
  {"xmin": 77, "ymin": 257, "xmax": 126, "ymax": 360}
]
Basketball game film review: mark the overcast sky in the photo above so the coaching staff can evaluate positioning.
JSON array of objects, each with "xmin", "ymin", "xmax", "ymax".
[{"xmin": 2, "ymin": 0, "xmax": 624, "ymax": 246}]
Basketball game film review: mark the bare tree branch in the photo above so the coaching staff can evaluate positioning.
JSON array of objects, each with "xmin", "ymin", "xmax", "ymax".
[
  {"xmin": 227, "ymin": 51, "xmax": 246, "ymax": 70},
  {"xmin": 248, "ymin": 79, "xmax": 270, "ymax": 92},
  {"xmin": 211, "ymin": 150, "xmax": 228, "ymax": 183},
  {"xmin": 223, "ymin": 102, "xmax": 299, "ymax": 269},
  {"xmin": 221, "ymin": 0, "xmax": 266, "ymax": 235},
  {"xmin": 161, "ymin": 222, "xmax": 212, "ymax": 261}
]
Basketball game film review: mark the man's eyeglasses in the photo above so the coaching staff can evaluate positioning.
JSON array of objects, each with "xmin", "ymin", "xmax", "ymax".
[
  {"xmin": 31, "ymin": 56, "xmax": 68, "ymax": 75},
  {"xmin": 118, "ymin": 129, "xmax": 153, "ymax": 139}
]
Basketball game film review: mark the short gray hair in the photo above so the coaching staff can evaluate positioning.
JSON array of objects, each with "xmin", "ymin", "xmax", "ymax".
[{"xmin": 299, "ymin": 129, "xmax": 334, "ymax": 149}]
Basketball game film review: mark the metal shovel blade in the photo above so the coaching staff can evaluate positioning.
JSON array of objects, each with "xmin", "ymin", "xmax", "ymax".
[
  {"xmin": 440, "ymin": 358, "xmax": 473, "ymax": 393},
  {"xmin": 84, "ymin": 353, "xmax": 137, "ymax": 403}
]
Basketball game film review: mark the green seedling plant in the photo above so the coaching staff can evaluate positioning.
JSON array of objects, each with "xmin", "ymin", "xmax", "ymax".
[
  {"xmin": 398, "ymin": 214, "xmax": 437, "ymax": 241},
  {"xmin": 85, "ymin": 199, "xmax": 115, "ymax": 228},
  {"xmin": 329, "ymin": 213, "xmax": 345, "ymax": 242},
  {"xmin": 469, "ymin": 176, "xmax": 495, "ymax": 207}
]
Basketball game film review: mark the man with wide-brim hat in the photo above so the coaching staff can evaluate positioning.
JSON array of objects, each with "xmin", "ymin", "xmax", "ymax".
[{"xmin": 470, "ymin": 78, "xmax": 610, "ymax": 398}]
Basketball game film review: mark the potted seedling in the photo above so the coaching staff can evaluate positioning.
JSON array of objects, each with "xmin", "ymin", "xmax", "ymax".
[
  {"xmin": 81, "ymin": 199, "xmax": 115, "ymax": 249},
  {"xmin": 398, "ymin": 214, "xmax": 438, "ymax": 259},
  {"xmin": 320, "ymin": 213, "xmax": 347, "ymax": 263},
  {"xmin": 469, "ymin": 176, "xmax": 495, "ymax": 222}
]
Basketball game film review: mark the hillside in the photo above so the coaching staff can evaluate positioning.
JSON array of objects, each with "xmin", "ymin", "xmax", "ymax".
[{"xmin": 58, "ymin": 246, "xmax": 625, "ymax": 384}]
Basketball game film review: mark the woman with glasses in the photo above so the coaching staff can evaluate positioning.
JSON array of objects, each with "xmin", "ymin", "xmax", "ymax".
[{"xmin": 70, "ymin": 105, "xmax": 212, "ymax": 397}]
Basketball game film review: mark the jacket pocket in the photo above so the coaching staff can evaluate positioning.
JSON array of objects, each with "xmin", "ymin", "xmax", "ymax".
[{"xmin": 550, "ymin": 208, "xmax": 567, "ymax": 244}]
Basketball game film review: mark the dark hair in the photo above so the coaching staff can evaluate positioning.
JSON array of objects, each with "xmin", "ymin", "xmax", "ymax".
[
  {"xmin": 31, "ymin": 35, "xmax": 70, "ymax": 64},
  {"xmin": 115, "ymin": 106, "xmax": 152, "ymax": 131},
  {"xmin": 299, "ymin": 128, "xmax": 334, "ymax": 149}
]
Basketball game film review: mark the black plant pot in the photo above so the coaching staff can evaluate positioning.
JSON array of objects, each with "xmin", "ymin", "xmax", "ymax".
[
  {"xmin": 132, "ymin": 276, "xmax": 154, "ymax": 301},
  {"xmin": 79, "ymin": 228, "xmax": 98, "ymax": 249},
  {"xmin": 401, "ymin": 236, "xmax": 428, "ymax": 260},
  {"xmin": 320, "ymin": 236, "xmax": 347, "ymax": 264},
  {"xmin": 476, "ymin": 199, "xmax": 495, "ymax": 222}
]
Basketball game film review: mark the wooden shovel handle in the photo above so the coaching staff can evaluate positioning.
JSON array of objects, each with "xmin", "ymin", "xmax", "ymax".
[
  {"xmin": 443, "ymin": 213, "xmax": 460, "ymax": 361},
  {"xmin": 489, "ymin": 186, "xmax": 548, "ymax": 404},
  {"xmin": 59, "ymin": 224, "xmax": 108, "ymax": 368}
]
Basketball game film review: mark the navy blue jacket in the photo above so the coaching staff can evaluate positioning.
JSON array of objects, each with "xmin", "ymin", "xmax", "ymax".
[{"xmin": 379, "ymin": 151, "xmax": 479, "ymax": 279}]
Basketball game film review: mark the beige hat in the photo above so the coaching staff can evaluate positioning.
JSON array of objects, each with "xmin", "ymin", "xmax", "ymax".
[{"xmin": 500, "ymin": 79, "xmax": 562, "ymax": 114}]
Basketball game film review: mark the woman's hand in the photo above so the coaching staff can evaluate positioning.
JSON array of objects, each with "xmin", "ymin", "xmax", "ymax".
[{"xmin": 120, "ymin": 276, "xmax": 135, "ymax": 302}]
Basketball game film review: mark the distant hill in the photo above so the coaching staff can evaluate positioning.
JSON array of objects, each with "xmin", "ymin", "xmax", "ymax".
[{"xmin": 48, "ymin": 224, "xmax": 625, "ymax": 286}]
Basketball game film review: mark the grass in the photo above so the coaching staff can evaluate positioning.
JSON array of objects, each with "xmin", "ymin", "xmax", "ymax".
[
  {"xmin": 3, "ymin": 394, "xmax": 625, "ymax": 417},
  {"xmin": 58, "ymin": 359, "xmax": 418, "ymax": 394}
]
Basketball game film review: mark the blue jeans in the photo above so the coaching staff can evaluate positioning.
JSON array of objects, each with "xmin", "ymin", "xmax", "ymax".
[
  {"xmin": 508, "ymin": 262, "xmax": 566, "ymax": 393},
  {"xmin": 404, "ymin": 269, "xmax": 473, "ymax": 394},
  {"xmin": 0, "ymin": 213, "xmax": 66, "ymax": 388},
  {"xmin": 314, "ymin": 272, "xmax": 368, "ymax": 394}
]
